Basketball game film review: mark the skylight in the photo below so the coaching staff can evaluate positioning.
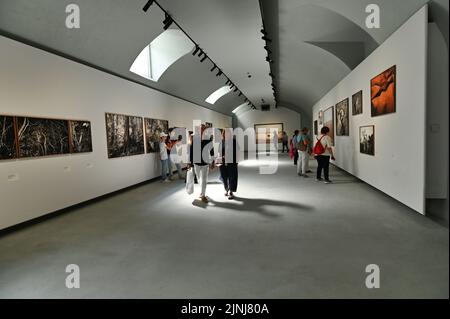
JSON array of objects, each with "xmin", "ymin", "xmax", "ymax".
[
  {"xmin": 232, "ymin": 103, "xmax": 249, "ymax": 114},
  {"xmin": 130, "ymin": 29, "xmax": 194, "ymax": 82},
  {"xmin": 205, "ymin": 86, "xmax": 233, "ymax": 104}
]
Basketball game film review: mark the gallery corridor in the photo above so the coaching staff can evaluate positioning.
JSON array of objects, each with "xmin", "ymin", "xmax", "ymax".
[{"xmin": 0, "ymin": 154, "xmax": 448, "ymax": 299}]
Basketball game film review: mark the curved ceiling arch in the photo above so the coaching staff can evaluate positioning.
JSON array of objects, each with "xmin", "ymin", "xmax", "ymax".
[
  {"xmin": 130, "ymin": 29, "xmax": 195, "ymax": 82},
  {"xmin": 277, "ymin": 39, "xmax": 351, "ymax": 117}
]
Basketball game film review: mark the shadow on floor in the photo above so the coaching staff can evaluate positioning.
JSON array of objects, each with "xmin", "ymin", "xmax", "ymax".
[{"xmin": 193, "ymin": 196, "xmax": 314, "ymax": 219}]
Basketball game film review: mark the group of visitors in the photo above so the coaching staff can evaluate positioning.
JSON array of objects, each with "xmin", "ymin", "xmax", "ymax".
[
  {"xmin": 159, "ymin": 124, "xmax": 239, "ymax": 203},
  {"xmin": 158, "ymin": 122, "xmax": 335, "ymax": 207},
  {"xmin": 290, "ymin": 126, "xmax": 335, "ymax": 183}
]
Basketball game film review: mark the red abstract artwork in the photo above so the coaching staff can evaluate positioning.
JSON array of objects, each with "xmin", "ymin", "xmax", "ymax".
[{"xmin": 371, "ymin": 65, "xmax": 396, "ymax": 117}]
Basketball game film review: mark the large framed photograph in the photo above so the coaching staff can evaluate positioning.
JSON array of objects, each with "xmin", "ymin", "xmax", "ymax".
[
  {"xmin": 371, "ymin": 65, "xmax": 396, "ymax": 117},
  {"xmin": 145, "ymin": 118, "xmax": 169, "ymax": 153},
  {"xmin": 335, "ymin": 98, "xmax": 349, "ymax": 136},
  {"xmin": 105, "ymin": 113, "xmax": 144, "ymax": 158},
  {"xmin": 17, "ymin": 117, "xmax": 70, "ymax": 158},
  {"xmin": 254, "ymin": 123, "xmax": 283, "ymax": 144},
  {"xmin": 360, "ymin": 125, "xmax": 375, "ymax": 156}
]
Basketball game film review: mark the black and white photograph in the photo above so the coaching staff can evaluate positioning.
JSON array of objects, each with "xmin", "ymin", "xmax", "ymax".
[
  {"xmin": 105, "ymin": 113, "xmax": 144, "ymax": 158},
  {"xmin": 0, "ymin": 115, "xmax": 16, "ymax": 160},
  {"xmin": 16, "ymin": 117, "xmax": 70, "ymax": 158},
  {"xmin": 360, "ymin": 125, "xmax": 375, "ymax": 156},
  {"xmin": 70, "ymin": 120, "xmax": 93, "ymax": 153},
  {"xmin": 145, "ymin": 118, "xmax": 169, "ymax": 153},
  {"xmin": 335, "ymin": 98, "xmax": 349, "ymax": 136},
  {"xmin": 352, "ymin": 90, "xmax": 363, "ymax": 115}
]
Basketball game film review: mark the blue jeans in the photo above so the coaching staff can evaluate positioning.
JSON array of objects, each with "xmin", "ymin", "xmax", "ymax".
[
  {"xmin": 161, "ymin": 159, "xmax": 169, "ymax": 180},
  {"xmin": 167, "ymin": 155, "xmax": 173, "ymax": 177}
]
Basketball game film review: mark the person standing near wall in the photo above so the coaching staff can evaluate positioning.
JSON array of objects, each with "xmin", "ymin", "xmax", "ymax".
[
  {"xmin": 189, "ymin": 124, "xmax": 214, "ymax": 203},
  {"xmin": 282, "ymin": 131, "xmax": 288, "ymax": 153},
  {"xmin": 291, "ymin": 130, "xmax": 300, "ymax": 166},
  {"xmin": 295, "ymin": 127, "xmax": 311, "ymax": 177},
  {"xmin": 165, "ymin": 129, "xmax": 174, "ymax": 180},
  {"xmin": 219, "ymin": 129, "xmax": 239, "ymax": 200},
  {"xmin": 314, "ymin": 126, "xmax": 335, "ymax": 184},
  {"xmin": 159, "ymin": 132, "xmax": 170, "ymax": 183},
  {"xmin": 302, "ymin": 127, "xmax": 313, "ymax": 174},
  {"xmin": 170, "ymin": 133, "xmax": 184, "ymax": 180}
]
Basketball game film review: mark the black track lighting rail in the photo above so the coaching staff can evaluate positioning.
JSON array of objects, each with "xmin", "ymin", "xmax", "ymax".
[{"xmin": 142, "ymin": 0, "xmax": 257, "ymax": 110}]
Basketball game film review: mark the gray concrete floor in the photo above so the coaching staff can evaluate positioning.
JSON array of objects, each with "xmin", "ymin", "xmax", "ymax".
[{"xmin": 0, "ymin": 154, "xmax": 448, "ymax": 298}]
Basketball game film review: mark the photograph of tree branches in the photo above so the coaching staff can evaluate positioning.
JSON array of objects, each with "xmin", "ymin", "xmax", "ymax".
[
  {"xmin": 17, "ymin": 117, "xmax": 70, "ymax": 158},
  {"xmin": 106, "ymin": 113, "xmax": 144, "ymax": 158},
  {"xmin": 70, "ymin": 120, "xmax": 93, "ymax": 153},
  {"xmin": 0, "ymin": 115, "xmax": 16, "ymax": 160},
  {"xmin": 145, "ymin": 118, "xmax": 168, "ymax": 153}
]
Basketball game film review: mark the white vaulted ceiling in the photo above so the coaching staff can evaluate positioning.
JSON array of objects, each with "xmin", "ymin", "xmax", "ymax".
[
  {"xmin": 0, "ymin": 0, "xmax": 448, "ymax": 119},
  {"xmin": 260, "ymin": 0, "xmax": 448, "ymax": 119},
  {"xmin": 0, "ymin": 0, "xmax": 274, "ymax": 115}
]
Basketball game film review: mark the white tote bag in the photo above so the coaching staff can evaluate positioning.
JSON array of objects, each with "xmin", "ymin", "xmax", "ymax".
[{"xmin": 186, "ymin": 168, "xmax": 194, "ymax": 195}]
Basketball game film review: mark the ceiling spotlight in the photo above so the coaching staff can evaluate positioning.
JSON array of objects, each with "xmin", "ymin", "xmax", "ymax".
[
  {"xmin": 233, "ymin": 87, "xmax": 238, "ymax": 92},
  {"xmin": 216, "ymin": 69, "xmax": 223, "ymax": 77},
  {"xmin": 262, "ymin": 35, "xmax": 272, "ymax": 43},
  {"xmin": 260, "ymin": 29, "xmax": 268, "ymax": 36},
  {"xmin": 225, "ymin": 79, "xmax": 231, "ymax": 85},
  {"xmin": 198, "ymin": 49, "xmax": 204, "ymax": 57},
  {"xmin": 142, "ymin": 0, "xmax": 154, "ymax": 12},
  {"xmin": 264, "ymin": 46, "xmax": 272, "ymax": 54},
  {"xmin": 238, "ymin": 92, "xmax": 242, "ymax": 97},
  {"xmin": 269, "ymin": 72, "xmax": 275, "ymax": 78},
  {"xmin": 192, "ymin": 46, "xmax": 200, "ymax": 56},
  {"xmin": 266, "ymin": 56, "xmax": 274, "ymax": 63},
  {"xmin": 163, "ymin": 14, "xmax": 173, "ymax": 30},
  {"xmin": 210, "ymin": 64, "xmax": 217, "ymax": 72},
  {"xmin": 200, "ymin": 53, "xmax": 207, "ymax": 62}
]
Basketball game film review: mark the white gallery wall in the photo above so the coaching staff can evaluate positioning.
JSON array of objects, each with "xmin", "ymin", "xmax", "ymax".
[
  {"xmin": 0, "ymin": 36, "xmax": 231, "ymax": 230},
  {"xmin": 236, "ymin": 106, "xmax": 301, "ymax": 149},
  {"xmin": 312, "ymin": 6, "xmax": 428, "ymax": 214}
]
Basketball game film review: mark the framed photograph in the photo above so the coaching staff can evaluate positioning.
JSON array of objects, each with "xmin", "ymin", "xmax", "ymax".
[
  {"xmin": 318, "ymin": 110, "xmax": 323, "ymax": 125},
  {"xmin": 352, "ymin": 90, "xmax": 363, "ymax": 115},
  {"xmin": 314, "ymin": 120, "xmax": 318, "ymax": 135},
  {"xmin": 69, "ymin": 120, "xmax": 93, "ymax": 153},
  {"xmin": 105, "ymin": 113, "xmax": 144, "ymax": 158},
  {"xmin": 144, "ymin": 118, "xmax": 169, "ymax": 153},
  {"xmin": 254, "ymin": 123, "xmax": 283, "ymax": 144},
  {"xmin": 17, "ymin": 117, "xmax": 70, "ymax": 158},
  {"xmin": 0, "ymin": 115, "xmax": 17, "ymax": 160},
  {"xmin": 360, "ymin": 125, "xmax": 375, "ymax": 156},
  {"xmin": 371, "ymin": 65, "xmax": 396, "ymax": 117},
  {"xmin": 335, "ymin": 98, "xmax": 349, "ymax": 136},
  {"xmin": 323, "ymin": 107, "xmax": 334, "ymax": 146}
]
